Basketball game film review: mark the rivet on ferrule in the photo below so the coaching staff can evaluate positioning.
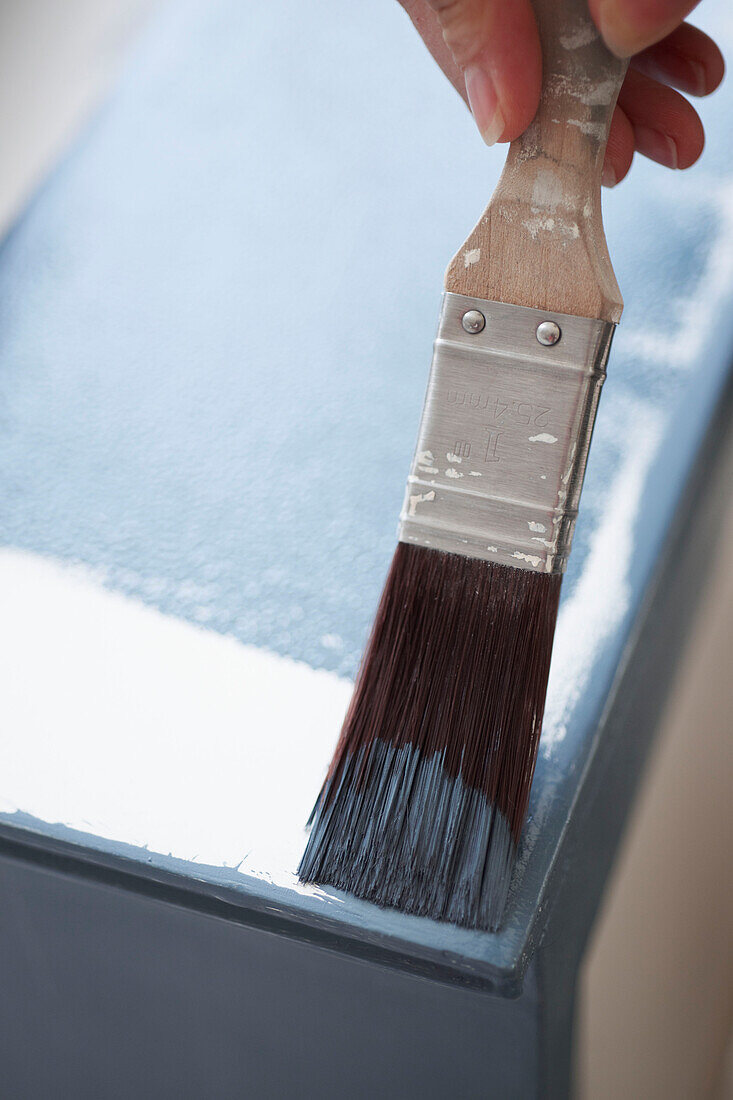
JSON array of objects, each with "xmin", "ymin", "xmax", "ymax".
[
  {"xmin": 536, "ymin": 320, "xmax": 562, "ymax": 346},
  {"xmin": 461, "ymin": 309, "xmax": 486, "ymax": 334}
]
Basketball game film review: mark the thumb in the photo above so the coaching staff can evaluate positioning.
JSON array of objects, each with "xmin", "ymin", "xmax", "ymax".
[{"xmin": 423, "ymin": 0, "xmax": 542, "ymax": 145}]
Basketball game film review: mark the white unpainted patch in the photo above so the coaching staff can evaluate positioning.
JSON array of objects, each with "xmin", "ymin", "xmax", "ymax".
[
  {"xmin": 418, "ymin": 465, "xmax": 438, "ymax": 474},
  {"xmin": 408, "ymin": 489, "xmax": 436, "ymax": 515},
  {"xmin": 469, "ymin": 471, "xmax": 482, "ymax": 477},
  {"xmin": 622, "ymin": 179, "xmax": 733, "ymax": 368},
  {"xmin": 529, "ymin": 433, "xmax": 558, "ymax": 444},
  {"xmin": 528, "ymin": 521, "xmax": 546, "ymax": 533},
  {"xmin": 463, "ymin": 248, "xmax": 480, "ymax": 267},
  {"xmin": 445, "ymin": 468, "xmax": 463, "ymax": 479},
  {"xmin": 512, "ymin": 551, "xmax": 542, "ymax": 569},
  {"xmin": 559, "ymin": 24, "xmax": 598, "ymax": 49},
  {"xmin": 0, "ymin": 548, "xmax": 353, "ymax": 886},
  {"xmin": 486, "ymin": 545, "xmax": 498, "ymax": 554},
  {"xmin": 445, "ymin": 452, "xmax": 462, "ymax": 464}
]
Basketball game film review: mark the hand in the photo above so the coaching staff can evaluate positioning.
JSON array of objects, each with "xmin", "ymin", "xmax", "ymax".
[{"xmin": 399, "ymin": 0, "xmax": 725, "ymax": 185}]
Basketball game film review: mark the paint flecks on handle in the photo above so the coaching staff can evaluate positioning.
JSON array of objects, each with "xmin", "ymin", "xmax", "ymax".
[
  {"xmin": 408, "ymin": 490, "xmax": 435, "ymax": 516},
  {"xmin": 559, "ymin": 24, "xmax": 598, "ymax": 50}
]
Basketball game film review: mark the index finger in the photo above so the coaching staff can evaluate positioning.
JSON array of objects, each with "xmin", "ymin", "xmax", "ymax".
[{"xmin": 401, "ymin": 0, "xmax": 542, "ymax": 143}]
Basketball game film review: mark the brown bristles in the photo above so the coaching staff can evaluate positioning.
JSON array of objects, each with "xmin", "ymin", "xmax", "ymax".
[{"xmin": 298, "ymin": 542, "xmax": 562, "ymax": 932}]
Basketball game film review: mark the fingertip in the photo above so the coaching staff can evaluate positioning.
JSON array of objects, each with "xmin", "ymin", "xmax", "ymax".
[
  {"xmin": 697, "ymin": 32, "xmax": 726, "ymax": 95},
  {"xmin": 588, "ymin": 0, "xmax": 699, "ymax": 59},
  {"xmin": 456, "ymin": 0, "xmax": 541, "ymax": 143},
  {"xmin": 464, "ymin": 62, "xmax": 505, "ymax": 146},
  {"xmin": 631, "ymin": 23, "xmax": 726, "ymax": 99},
  {"xmin": 490, "ymin": 8, "xmax": 542, "ymax": 141},
  {"xmin": 587, "ymin": 0, "xmax": 639, "ymax": 57},
  {"xmin": 619, "ymin": 68, "xmax": 705, "ymax": 171},
  {"xmin": 603, "ymin": 104, "xmax": 635, "ymax": 185},
  {"xmin": 710, "ymin": 50, "xmax": 726, "ymax": 95},
  {"xmin": 494, "ymin": 65, "xmax": 541, "ymax": 143},
  {"xmin": 674, "ymin": 108, "xmax": 704, "ymax": 169}
]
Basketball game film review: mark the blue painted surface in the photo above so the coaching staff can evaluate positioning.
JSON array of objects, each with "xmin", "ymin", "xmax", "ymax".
[{"xmin": 1, "ymin": 0, "xmax": 732, "ymax": 985}]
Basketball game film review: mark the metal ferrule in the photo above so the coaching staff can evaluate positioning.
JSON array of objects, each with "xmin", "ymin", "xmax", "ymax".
[{"xmin": 398, "ymin": 293, "xmax": 615, "ymax": 574}]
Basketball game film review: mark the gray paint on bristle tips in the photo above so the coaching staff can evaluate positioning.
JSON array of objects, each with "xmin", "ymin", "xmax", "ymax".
[
  {"xmin": 298, "ymin": 542, "xmax": 560, "ymax": 932},
  {"xmin": 299, "ymin": 741, "xmax": 516, "ymax": 933}
]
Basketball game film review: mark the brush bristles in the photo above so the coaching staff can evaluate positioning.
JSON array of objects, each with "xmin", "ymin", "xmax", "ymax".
[{"xmin": 298, "ymin": 542, "xmax": 562, "ymax": 932}]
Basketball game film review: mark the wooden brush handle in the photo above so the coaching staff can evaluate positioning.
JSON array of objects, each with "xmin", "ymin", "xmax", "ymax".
[{"xmin": 446, "ymin": 0, "xmax": 628, "ymax": 322}]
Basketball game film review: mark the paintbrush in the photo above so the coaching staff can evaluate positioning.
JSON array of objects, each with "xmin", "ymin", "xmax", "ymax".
[{"xmin": 299, "ymin": 0, "xmax": 628, "ymax": 931}]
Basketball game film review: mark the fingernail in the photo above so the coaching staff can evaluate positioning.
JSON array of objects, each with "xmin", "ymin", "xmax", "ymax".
[
  {"xmin": 634, "ymin": 125, "xmax": 678, "ymax": 169},
  {"xmin": 601, "ymin": 161, "xmax": 618, "ymax": 188},
  {"xmin": 464, "ymin": 64, "xmax": 504, "ymax": 147}
]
